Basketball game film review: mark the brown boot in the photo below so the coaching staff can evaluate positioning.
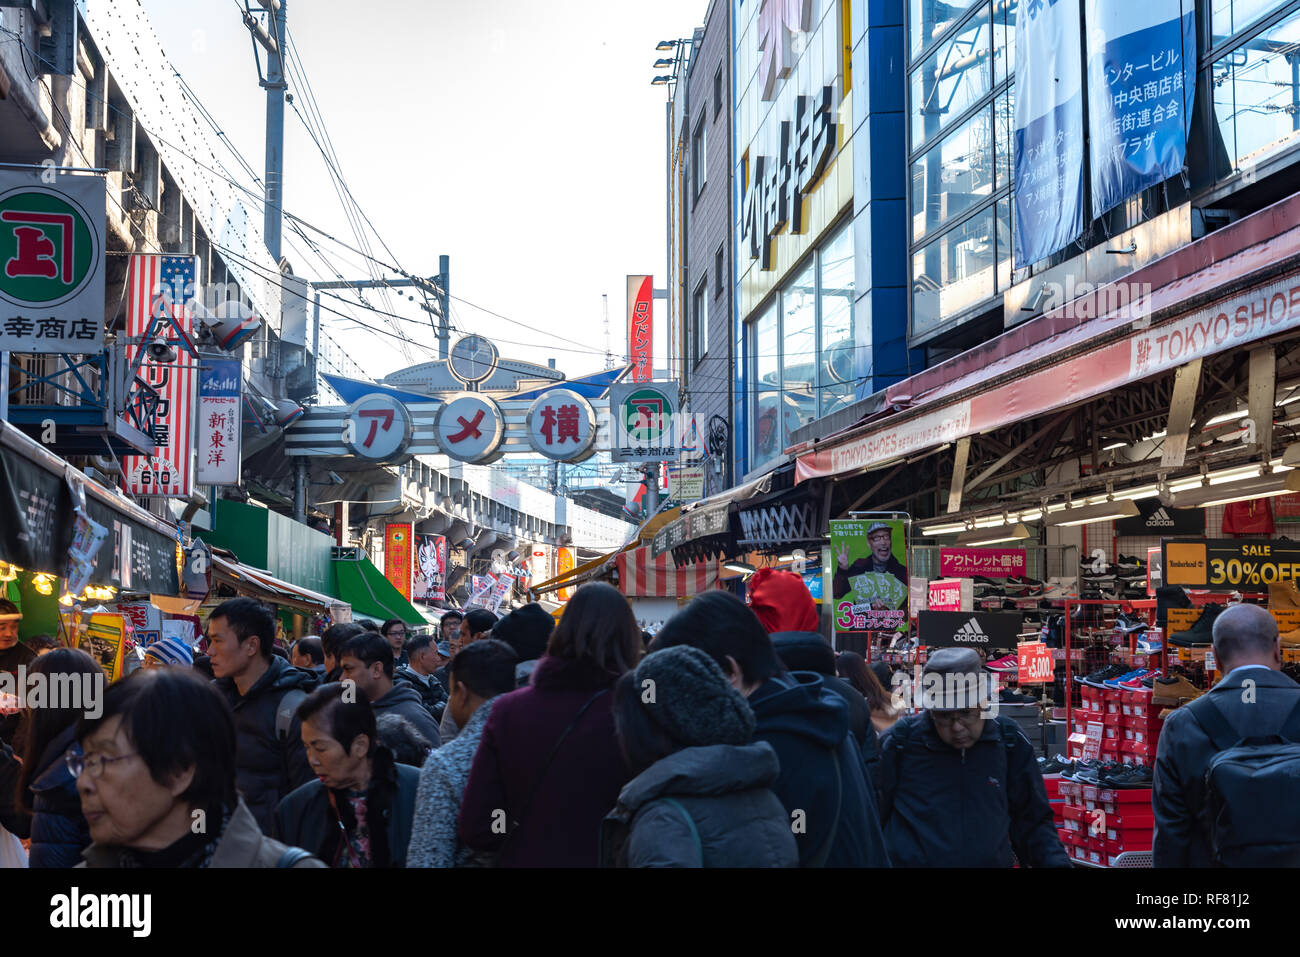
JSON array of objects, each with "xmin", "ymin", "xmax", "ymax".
[
  {"xmin": 1152, "ymin": 674, "xmax": 1203, "ymax": 706},
  {"xmin": 1282, "ymin": 624, "xmax": 1300, "ymax": 648},
  {"xmin": 1269, "ymin": 581, "xmax": 1300, "ymax": 610}
]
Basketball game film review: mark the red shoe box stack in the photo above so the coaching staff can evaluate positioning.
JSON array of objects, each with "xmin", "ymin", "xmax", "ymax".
[
  {"xmin": 1056, "ymin": 777, "xmax": 1153, "ymax": 865},
  {"xmin": 1119, "ymin": 686, "xmax": 1163, "ymax": 767}
]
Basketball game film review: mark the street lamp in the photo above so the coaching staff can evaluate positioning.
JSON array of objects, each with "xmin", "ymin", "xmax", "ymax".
[
  {"xmin": 656, "ymin": 39, "xmax": 679, "ymax": 50},
  {"xmin": 651, "ymin": 75, "xmax": 673, "ymax": 85}
]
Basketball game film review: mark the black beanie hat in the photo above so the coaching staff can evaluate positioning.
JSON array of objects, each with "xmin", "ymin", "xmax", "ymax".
[{"xmin": 633, "ymin": 645, "xmax": 755, "ymax": 747}]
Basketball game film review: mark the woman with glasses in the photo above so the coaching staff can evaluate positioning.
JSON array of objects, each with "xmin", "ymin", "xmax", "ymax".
[
  {"xmin": 876, "ymin": 648, "xmax": 1070, "ymax": 868},
  {"xmin": 74, "ymin": 668, "xmax": 323, "ymax": 868}
]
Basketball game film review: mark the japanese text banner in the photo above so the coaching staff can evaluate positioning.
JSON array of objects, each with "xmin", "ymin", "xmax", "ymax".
[
  {"xmin": 1014, "ymin": 0, "xmax": 1085, "ymax": 268},
  {"xmin": 1086, "ymin": 0, "xmax": 1196, "ymax": 218}
]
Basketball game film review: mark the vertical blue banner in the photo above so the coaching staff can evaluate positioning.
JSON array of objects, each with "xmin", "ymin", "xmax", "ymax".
[
  {"xmin": 1086, "ymin": 1, "xmax": 1197, "ymax": 218},
  {"xmin": 1014, "ymin": 0, "xmax": 1086, "ymax": 269}
]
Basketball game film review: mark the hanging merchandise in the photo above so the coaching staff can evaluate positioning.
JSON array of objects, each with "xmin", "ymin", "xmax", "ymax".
[
  {"xmin": 487, "ymin": 573, "xmax": 515, "ymax": 614},
  {"xmin": 62, "ymin": 473, "xmax": 109, "ymax": 599},
  {"xmin": 79, "ymin": 612, "xmax": 127, "ymax": 682},
  {"xmin": 465, "ymin": 574, "xmax": 495, "ymax": 610},
  {"xmin": 1221, "ymin": 498, "xmax": 1275, "ymax": 536}
]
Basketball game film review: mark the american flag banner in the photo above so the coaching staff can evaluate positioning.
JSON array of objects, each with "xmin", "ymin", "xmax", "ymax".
[
  {"xmin": 122, "ymin": 254, "xmax": 199, "ymax": 498},
  {"xmin": 616, "ymin": 545, "xmax": 721, "ymax": 598}
]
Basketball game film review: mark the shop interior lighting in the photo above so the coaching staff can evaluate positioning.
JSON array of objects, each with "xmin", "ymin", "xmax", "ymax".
[
  {"xmin": 724, "ymin": 560, "xmax": 756, "ymax": 576},
  {"xmin": 1171, "ymin": 470, "xmax": 1300, "ymax": 509},
  {"xmin": 955, "ymin": 523, "xmax": 1032, "ymax": 547},
  {"xmin": 0, "ymin": 562, "xmax": 20, "ymax": 582},
  {"xmin": 1101, "ymin": 441, "xmax": 1128, "ymax": 451},
  {"xmin": 1201, "ymin": 408, "xmax": 1248, "ymax": 428},
  {"xmin": 1043, "ymin": 499, "xmax": 1140, "ymax": 527},
  {"xmin": 31, "ymin": 573, "xmax": 55, "ymax": 596}
]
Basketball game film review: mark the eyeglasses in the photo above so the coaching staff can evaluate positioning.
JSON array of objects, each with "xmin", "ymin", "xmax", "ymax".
[
  {"xmin": 929, "ymin": 709, "xmax": 983, "ymax": 726},
  {"xmin": 66, "ymin": 750, "xmax": 138, "ymax": 779}
]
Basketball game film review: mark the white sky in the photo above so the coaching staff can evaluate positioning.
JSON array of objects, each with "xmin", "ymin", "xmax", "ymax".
[{"xmin": 140, "ymin": 0, "xmax": 708, "ymax": 382}]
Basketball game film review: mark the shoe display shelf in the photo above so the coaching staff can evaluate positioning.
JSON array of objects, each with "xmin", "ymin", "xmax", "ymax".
[{"xmin": 1063, "ymin": 599, "xmax": 1158, "ymax": 727}]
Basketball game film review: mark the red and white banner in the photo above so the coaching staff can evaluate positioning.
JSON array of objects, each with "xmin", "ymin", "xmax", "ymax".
[
  {"xmin": 123, "ymin": 254, "xmax": 198, "ymax": 497},
  {"xmin": 627, "ymin": 274, "xmax": 653, "ymax": 382},
  {"xmin": 927, "ymin": 579, "xmax": 963, "ymax": 612},
  {"xmin": 616, "ymin": 545, "xmax": 720, "ymax": 598}
]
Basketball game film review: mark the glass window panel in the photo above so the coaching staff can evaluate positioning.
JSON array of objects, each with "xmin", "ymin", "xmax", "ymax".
[
  {"xmin": 995, "ymin": 84, "xmax": 1015, "ymax": 190},
  {"xmin": 1211, "ymin": 8, "xmax": 1300, "ymax": 181},
  {"xmin": 910, "ymin": 8, "xmax": 993, "ymax": 150},
  {"xmin": 910, "ymin": 0, "xmax": 984, "ymax": 63},
  {"xmin": 911, "ymin": 106, "xmax": 996, "ymax": 243},
  {"xmin": 749, "ymin": 304, "xmax": 780, "ymax": 471},
  {"xmin": 910, "ymin": 205, "xmax": 997, "ymax": 337},
  {"xmin": 1212, "ymin": 0, "xmax": 1291, "ymax": 46},
  {"xmin": 783, "ymin": 260, "xmax": 818, "ymax": 436},
  {"xmin": 993, "ymin": 1, "xmax": 1015, "ymax": 86},
  {"xmin": 995, "ymin": 196, "xmax": 1012, "ymax": 292},
  {"xmin": 818, "ymin": 223, "xmax": 856, "ymax": 418}
]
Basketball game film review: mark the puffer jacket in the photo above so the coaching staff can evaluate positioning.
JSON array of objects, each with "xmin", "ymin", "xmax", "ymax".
[
  {"xmin": 373, "ymin": 681, "xmax": 442, "ymax": 747},
  {"xmin": 212, "ymin": 656, "xmax": 319, "ymax": 834},
  {"xmin": 27, "ymin": 725, "xmax": 91, "ymax": 867},
  {"xmin": 600, "ymin": 742, "xmax": 798, "ymax": 867}
]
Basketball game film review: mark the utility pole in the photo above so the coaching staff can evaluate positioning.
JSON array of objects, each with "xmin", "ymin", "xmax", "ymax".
[
  {"xmin": 437, "ymin": 254, "xmax": 450, "ymax": 359},
  {"xmin": 244, "ymin": 0, "xmax": 288, "ymax": 263}
]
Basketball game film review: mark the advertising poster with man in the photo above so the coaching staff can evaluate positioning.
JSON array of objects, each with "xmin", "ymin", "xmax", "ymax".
[{"xmin": 831, "ymin": 518, "xmax": 909, "ymax": 633}]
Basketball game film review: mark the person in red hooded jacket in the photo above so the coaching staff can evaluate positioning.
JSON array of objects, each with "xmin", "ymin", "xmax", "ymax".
[{"xmin": 747, "ymin": 568, "xmax": 881, "ymax": 794}]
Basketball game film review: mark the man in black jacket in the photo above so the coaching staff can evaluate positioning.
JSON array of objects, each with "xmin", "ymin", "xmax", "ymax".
[
  {"xmin": 655, "ymin": 591, "xmax": 890, "ymax": 867},
  {"xmin": 395, "ymin": 633, "xmax": 448, "ymax": 720},
  {"xmin": 878, "ymin": 648, "xmax": 1069, "ymax": 867},
  {"xmin": 1153, "ymin": 603, "xmax": 1300, "ymax": 867},
  {"xmin": 208, "ymin": 598, "xmax": 320, "ymax": 835},
  {"xmin": 340, "ymin": 631, "xmax": 442, "ymax": 747}
]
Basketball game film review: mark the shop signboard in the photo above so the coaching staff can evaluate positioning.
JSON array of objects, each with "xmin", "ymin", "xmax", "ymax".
[
  {"xmin": 556, "ymin": 547, "xmax": 575, "ymax": 602},
  {"xmin": 928, "ymin": 579, "xmax": 964, "ymax": 613},
  {"xmin": 112, "ymin": 601, "xmax": 163, "ymax": 649},
  {"xmin": 1114, "ymin": 498, "xmax": 1203, "ymax": 536},
  {"xmin": 938, "ymin": 547, "xmax": 1027, "ymax": 579},
  {"xmin": 0, "ymin": 169, "xmax": 106, "ymax": 353},
  {"xmin": 123, "ymin": 254, "xmax": 199, "ymax": 498},
  {"xmin": 435, "ymin": 393, "xmax": 505, "ymax": 464},
  {"xmin": 1018, "ymin": 641, "xmax": 1054, "ymax": 684},
  {"xmin": 918, "ymin": 611, "xmax": 1023, "ymax": 652},
  {"xmin": 1161, "ymin": 538, "xmax": 1300, "ymax": 591},
  {"xmin": 466, "ymin": 573, "xmax": 496, "ymax": 610},
  {"xmin": 344, "ymin": 393, "xmax": 413, "ymax": 462},
  {"xmin": 667, "ymin": 465, "xmax": 706, "ymax": 503},
  {"xmin": 651, "ymin": 500, "xmax": 732, "ymax": 558},
  {"xmin": 1083, "ymin": 721, "xmax": 1105, "ymax": 761},
  {"xmin": 609, "ymin": 381, "xmax": 680, "ymax": 463},
  {"xmin": 1085, "ymin": 0, "xmax": 1196, "ymax": 219},
  {"xmin": 384, "ymin": 524, "xmax": 414, "ymax": 601},
  {"xmin": 1014, "ymin": 0, "xmax": 1085, "ymax": 267},
  {"xmin": 627, "ymin": 275, "xmax": 653, "ymax": 382},
  {"xmin": 487, "ymin": 572, "xmax": 515, "ymax": 613},
  {"xmin": 525, "ymin": 388, "xmax": 597, "ymax": 462},
  {"xmin": 412, "ymin": 534, "xmax": 446, "ymax": 603},
  {"xmin": 830, "ymin": 519, "xmax": 908, "ymax": 633},
  {"xmin": 196, "ymin": 359, "xmax": 242, "ymax": 485},
  {"xmin": 802, "ymin": 570, "xmax": 822, "ymax": 602},
  {"xmin": 80, "ymin": 612, "xmax": 126, "ymax": 683}
]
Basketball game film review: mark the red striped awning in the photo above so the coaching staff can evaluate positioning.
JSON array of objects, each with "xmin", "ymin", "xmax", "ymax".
[{"xmin": 616, "ymin": 545, "xmax": 721, "ymax": 598}]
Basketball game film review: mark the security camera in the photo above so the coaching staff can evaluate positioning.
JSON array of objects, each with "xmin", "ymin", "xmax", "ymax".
[
  {"xmin": 199, "ymin": 311, "xmax": 263, "ymax": 352},
  {"xmin": 146, "ymin": 337, "xmax": 176, "ymax": 363}
]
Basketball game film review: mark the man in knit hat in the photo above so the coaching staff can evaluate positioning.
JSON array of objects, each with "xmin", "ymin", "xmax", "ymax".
[
  {"xmin": 601, "ymin": 645, "xmax": 798, "ymax": 867},
  {"xmin": 142, "ymin": 636, "xmax": 194, "ymax": 669},
  {"xmin": 878, "ymin": 648, "xmax": 1068, "ymax": 867}
]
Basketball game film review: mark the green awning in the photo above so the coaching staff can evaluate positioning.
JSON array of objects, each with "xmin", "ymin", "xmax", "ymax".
[{"xmin": 331, "ymin": 555, "xmax": 426, "ymax": 626}]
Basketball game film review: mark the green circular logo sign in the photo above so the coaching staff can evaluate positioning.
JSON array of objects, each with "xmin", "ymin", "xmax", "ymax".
[
  {"xmin": 623, "ymin": 387, "xmax": 670, "ymax": 443},
  {"xmin": 0, "ymin": 187, "xmax": 98, "ymax": 307}
]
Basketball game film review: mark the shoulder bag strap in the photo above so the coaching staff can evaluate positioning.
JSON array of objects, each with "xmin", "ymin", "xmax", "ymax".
[
  {"xmin": 1186, "ymin": 697, "xmax": 1240, "ymax": 752},
  {"xmin": 660, "ymin": 797, "xmax": 705, "ymax": 866},
  {"xmin": 505, "ymin": 688, "xmax": 609, "ymax": 842},
  {"xmin": 806, "ymin": 748, "xmax": 842, "ymax": 868}
]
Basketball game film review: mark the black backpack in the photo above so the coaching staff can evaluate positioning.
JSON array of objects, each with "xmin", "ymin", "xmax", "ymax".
[{"xmin": 1188, "ymin": 696, "xmax": 1300, "ymax": 867}]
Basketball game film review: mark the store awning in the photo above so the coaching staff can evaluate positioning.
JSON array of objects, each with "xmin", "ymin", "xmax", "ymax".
[
  {"xmin": 616, "ymin": 545, "xmax": 722, "ymax": 598},
  {"xmin": 792, "ymin": 191, "xmax": 1300, "ymax": 484},
  {"xmin": 211, "ymin": 553, "xmax": 346, "ymax": 618},
  {"xmin": 530, "ymin": 506, "xmax": 684, "ymax": 597},
  {"xmin": 650, "ymin": 473, "xmax": 774, "ymax": 560},
  {"xmin": 734, "ymin": 479, "xmax": 828, "ymax": 551},
  {"xmin": 331, "ymin": 554, "xmax": 426, "ymax": 625}
]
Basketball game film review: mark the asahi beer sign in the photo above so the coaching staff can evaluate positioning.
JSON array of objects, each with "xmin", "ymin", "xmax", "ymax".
[{"xmin": 0, "ymin": 170, "xmax": 106, "ymax": 353}]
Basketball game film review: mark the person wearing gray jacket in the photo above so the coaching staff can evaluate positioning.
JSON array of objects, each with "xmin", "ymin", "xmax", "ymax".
[{"xmin": 601, "ymin": 645, "xmax": 797, "ymax": 868}]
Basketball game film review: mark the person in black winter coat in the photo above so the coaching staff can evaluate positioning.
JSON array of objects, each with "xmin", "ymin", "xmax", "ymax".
[
  {"xmin": 340, "ymin": 632, "xmax": 442, "ymax": 747},
  {"xmin": 654, "ymin": 591, "xmax": 891, "ymax": 868},
  {"xmin": 877, "ymin": 648, "xmax": 1069, "ymax": 868},
  {"xmin": 5, "ymin": 649, "xmax": 103, "ymax": 866},
  {"xmin": 394, "ymin": 633, "xmax": 448, "ymax": 721},
  {"xmin": 602, "ymin": 645, "xmax": 797, "ymax": 867},
  {"xmin": 208, "ymin": 599, "xmax": 320, "ymax": 834},
  {"xmin": 275, "ymin": 683, "xmax": 420, "ymax": 867},
  {"xmin": 1153, "ymin": 603, "xmax": 1300, "ymax": 867}
]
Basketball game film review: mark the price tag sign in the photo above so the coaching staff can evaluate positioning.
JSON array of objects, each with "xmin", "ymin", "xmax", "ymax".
[
  {"xmin": 1205, "ymin": 650, "xmax": 1216, "ymax": 672},
  {"xmin": 1083, "ymin": 721, "xmax": 1105, "ymax": 761},
  {"xmin": 1017, "ymin": 641, "xmax": 1054, "ymax": 684}
]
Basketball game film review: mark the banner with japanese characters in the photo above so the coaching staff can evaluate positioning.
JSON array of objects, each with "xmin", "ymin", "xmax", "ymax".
[
  {"xmin": 196, "ymin": 359, "xmax": 241, "ymax": 485},
  {"xmin": 1013, "ymin": 0, "xmax": 1085, "ymax": 268},
  {"xmin": 939, "ymin": 547, "xmax": 1028, "ymax": 579},
  {"xmin": 627, "ymin": 275, "xmax": 653, "ymax": 382},
  {"xmin": 0, "ymin": 170, "xmax": 106, "ymax": 353},
  {"xmin": 1086, "ymin": 0, "xmax": 1196, "ymax": 218},
  {"xmin": 412, "ymin": 534, "xmax": 446, "ymax": 603},
  {"xmin": 830, "ymin": 518, "xmax": 909, "ymax": 634}
]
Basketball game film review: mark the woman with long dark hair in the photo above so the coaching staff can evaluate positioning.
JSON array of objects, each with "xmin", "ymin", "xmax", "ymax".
[
  {"xmin": 837, "ymin": 651, "xmax": 903, "ymax": 734},
  {"xmin": 17, "ymin": 648, "xmax": 104, "ymax": 866},
  {"xmin": 458, "ymin": 582, "xmax": 641, "ymax": 866}
]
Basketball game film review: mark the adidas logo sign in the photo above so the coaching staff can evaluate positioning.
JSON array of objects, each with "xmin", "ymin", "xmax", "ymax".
[
  {"xmin": 954, "ymin": 618, "xmax": 989, "ymax": 643},
  {"xmin": 1146, "ymin": 507, "xmax": 1176, "ymax": 527}
]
